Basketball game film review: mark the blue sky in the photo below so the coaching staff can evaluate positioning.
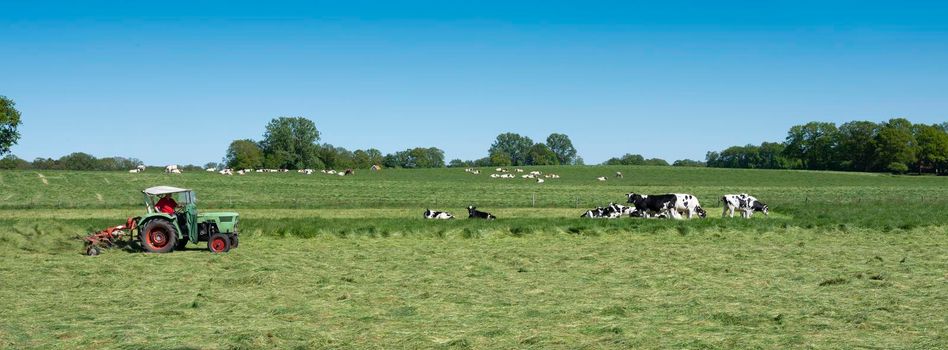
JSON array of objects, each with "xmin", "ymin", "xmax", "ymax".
[{"xmin": 2, "ymin": 1, "xmax": 947, "ymax": 165}]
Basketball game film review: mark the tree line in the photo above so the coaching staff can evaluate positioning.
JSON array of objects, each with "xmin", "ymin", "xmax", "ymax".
[
  {"xmin": 0, "ymin": 152, "xmax": 147, "ymax": 171},
  {"xmin": 224, "ymin": 117, "xmax": 447, "ymax": 170},
  {"xmin": 449, "ymin": 132, "xmax": 580, "ymax": 167},
  {"xmin": 706, "ymin": 119, "xmax": 948, "ymax": 174},
  {"xmin": 3, "ymin": 94, "xmax": 945, "ymax": 174}
]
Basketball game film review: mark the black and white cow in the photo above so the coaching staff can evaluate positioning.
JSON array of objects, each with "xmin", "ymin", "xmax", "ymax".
[
  {"xmin": 581, "ymin": 207, "xmax": 606, "ymax": 218},
  {"xmin": 626, "ymin": 193, "xmax": 679, "ymax": 218},
  {"xmin": 722, "ymin": 194, "xmax": 769, "ymax": 218},
  {"xmin": 581, "ymin": 203, "xmax": 636, "ymax": 219},
  {"xmin": 608, "ymin": 202, "xmax": 637, "ymax": 217},
  {"xmin": 672, "ymin": 193, "xmax": 707, "ymax": 218},
  {"xmin": 424, "ymin": 209, "xmax": 455, "ymax": 220},
  {"xmin": 626, "ymin": 193, "xmax": 707, "ymax": 219},
  {"xmin": 467, "ymin": 206, "xmax": 496, "ymax": 220}
]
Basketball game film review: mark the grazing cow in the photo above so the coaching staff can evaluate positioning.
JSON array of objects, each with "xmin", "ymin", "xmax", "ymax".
[
  {"xmin": 344, "ymin": 169, "xmax": 354, "ymax": 176},
  {"xmin": 424, "ymin": 209, "xmax": 455, "ymax": 220},
  {"xmin": 467, "ymin": 206, "xmax": 496, "ymax": 220},
  {"xmin": 722, "ymin": 194, "xmax": 769, "ymax": 218},
  {"xmin": 164, "ymin": 165, "xmax": 178, "ymax": 173},
  {"xmin": 626, "ymin": 193, "xmax": 680, "ymax": 219},
  {"xmin": 536, "ymin": 178, "xmax": 544, "ymax": 183},
  {"xmin": 128, "ymin": 169, "xmax": 141, "ymax": 173},
  {"xmin": 529, "ymin": 171, "xmax": 541, "ymax": 176},
  {"xmin": 136, "ymin": 165, "xmax": 146, "ymax": 171},
  {"xmin": 596, "ymin": 177, "xmax": 607, "ymax": 181},
  {"xmin": 515, "ymin": 169, "xmax": 524, "ymax": 173},
  {"xmin": 615, "ymin": 171, "xmax": 623, "ymax": 178},
  {"xmin": 521, "ymin": 174, "xmax": 534, "ymax": 179}
]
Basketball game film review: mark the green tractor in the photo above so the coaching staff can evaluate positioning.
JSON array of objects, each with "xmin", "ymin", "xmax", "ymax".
[{"xmin": 83, "ymin": 186, "xmax": 240, "ymax": 255}]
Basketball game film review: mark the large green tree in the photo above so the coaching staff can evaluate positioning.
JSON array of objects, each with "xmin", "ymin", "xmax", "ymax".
[
  {"xmin": 783, "ymin": 122, "xmax": 840, "ymax": 170},
  {"xmin": 914, "ymin": 124, "xmax": 948, "ymax": 173},
  {"xmin": 488, "ymin": 133, "xmax": 534, "ymax": 166},
  {"xmin": 545, "ymin": 133, "xmax": 577, "ymax": 165},
  {"xmin": 0, "ymin": 155, "xmax": 29, "ymax": 170},
  {"xmin": 873, "ymin": 118, "xmax": 917, "ymax": 172},
  {"xmin": 353, "ymin": 148, "xmax": 383, "ymax": 168},
  {"xmin": 58, "ymin": 152, "xmax": 98, "ymax": 171},
  {"xmin": 259, "ymin": 117, "xmax": 321, "ymax": 169},
  {"xmin": 225, "ymin": 139, "xmax": 264, "ymax": 169},
  {"xmin": 527, "ymin": 143, "xmax": 558, "ymax": 165},
  {"xmin": 0, "ymin": 96, "xmax": 23, "ymax": 156},
  {"xmin": 837, "ymin": 121, "xmax": 879, "ymax": 172}
]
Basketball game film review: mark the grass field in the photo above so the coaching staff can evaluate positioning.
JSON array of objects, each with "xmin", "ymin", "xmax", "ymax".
[{"xmin": 1, "ymin": 166, "xmax": 946, "ymax": 349}]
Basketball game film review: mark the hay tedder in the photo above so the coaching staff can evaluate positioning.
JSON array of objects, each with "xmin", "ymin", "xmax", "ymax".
[{"xmin": 83, "ymin": 186, "xmax": 240, "ymax": 256}]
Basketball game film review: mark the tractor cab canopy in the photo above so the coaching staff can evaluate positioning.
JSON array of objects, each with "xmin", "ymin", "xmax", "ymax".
[{"xmin": 142, "ymin": 186, "xmax": 196, "ymax": 214}]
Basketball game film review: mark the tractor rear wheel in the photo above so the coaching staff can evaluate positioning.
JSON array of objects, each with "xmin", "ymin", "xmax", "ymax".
[
  {"xmin": 208, "ymin": 233, "xmax": 230, "ymax": 253},
  {"xmin": 140, "ymin": 220, "xmax": 177, "ymax": 253}
]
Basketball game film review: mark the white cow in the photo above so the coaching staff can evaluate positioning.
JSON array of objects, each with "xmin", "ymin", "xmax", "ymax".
[
  {"xmin": 596, "ymin": 176, "xmax": 607, "ymax": 181},
  {"xmin": 536, "ymin": 178, "xmax": 545, "ymax": 184},
  {"xmin": 164, "ymin": 165, "xmax": 178, "ymax": 173}
]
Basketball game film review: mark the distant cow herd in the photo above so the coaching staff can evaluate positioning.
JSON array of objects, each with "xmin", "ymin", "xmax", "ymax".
[{"xmin": 425, "ymin": 192, "xmax": 769, "ymax": 221}]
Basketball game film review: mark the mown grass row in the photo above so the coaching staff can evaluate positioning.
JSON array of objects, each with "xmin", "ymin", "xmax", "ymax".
[
  {"xmin": 1, "ymin": 226, "xmax": 944, "ymax": 349},
  {"xmin": 3, "ymin": 216, "xmax": 945, "ymax": 257}
]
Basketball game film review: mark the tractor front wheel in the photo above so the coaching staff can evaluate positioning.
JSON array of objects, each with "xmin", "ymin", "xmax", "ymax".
[
  {"xmin": 208, "ymin": 233, "xmax": 230, "ymax": 253},
  {"xmin": 86, "ymin": 245, "xmax": 101, "ymax": 256},
  {"xmin": 140, "ymin": 220, "xmax": 177, "ymax": 253},
  {"xmin": 228, "ymin": 234, "xmax": 239, "ymax": 249}
]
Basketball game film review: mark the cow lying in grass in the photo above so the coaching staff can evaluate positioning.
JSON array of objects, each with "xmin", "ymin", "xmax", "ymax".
[
  {"xmin": 467, "ymin": 206, "xmax": 496, "ymax": 220},
  {"xmin": 722, "ymin": 193, "xmax": 769, "ymax": 218},
  {"xmin": 581, "ymin": 203, "xmax": 637, "ymax": 218},
  {"xmin": 424, "ymin": 209, "xmax": 455, "ymax": 220}
]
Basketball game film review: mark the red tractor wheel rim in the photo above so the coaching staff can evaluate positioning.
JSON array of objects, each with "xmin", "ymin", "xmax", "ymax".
[
  {"xmin": 210, "ymin": 237, "xmax": 226, "ymax": 252},
  {"xmin": 146, "ymin": 228, "xmax": 170, "ymax": 248}
]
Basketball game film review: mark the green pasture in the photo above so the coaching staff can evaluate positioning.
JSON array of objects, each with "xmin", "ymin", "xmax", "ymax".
[{"xmin": 0, "ymin": 166, "xmax": 945, "ymax": 348}]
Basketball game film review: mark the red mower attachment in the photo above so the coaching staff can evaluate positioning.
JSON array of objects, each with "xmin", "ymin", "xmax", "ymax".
[{"xmin": 83, "ymin": 217, "xmax": 138, "ymax": 256}]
